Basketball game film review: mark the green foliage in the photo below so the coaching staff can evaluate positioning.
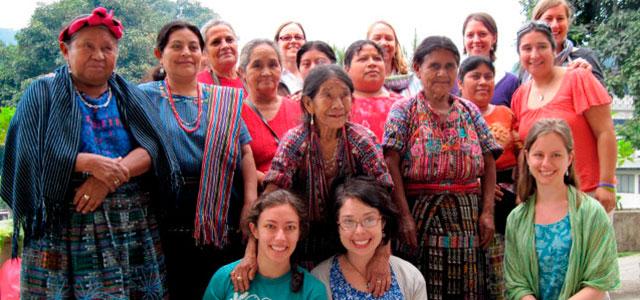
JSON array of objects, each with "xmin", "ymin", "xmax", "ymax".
[
  {"xmin": 0, "ymin": 106, "xmax": 16, "ymax": 145},
  {"xmin": 0, "ymin": 42, "xmax": 20, "ymax": 106},
  {"xmin": 3, "ymin": 0, "xmax": 217, "ymax": 105},
  {"xmin": 332, "ymin": 44, "xmax": 346, "ymax": 66}
]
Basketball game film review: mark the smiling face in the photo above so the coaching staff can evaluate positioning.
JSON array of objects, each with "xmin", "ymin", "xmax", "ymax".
[
  {"xmin": 539, "ymin": 5, "xmax": 569, "ymax": 51},
  {"xmin": 526, "ymin": 132, "xmax": 574, "ymax": 187},
  {"xmin": 518, "ymin": 31, "xmax": 555, "ymax": 78},
  {"xmin": 61, "ymin": 26, "xmax": 118, "ymax": 89},
  {"xmin": 277, "ymin": 23, "xmax": 305, "ymax": 62},
  {"xmin": 241, "ymin": 44, "xmax": 282, "ymax": 100},
  {"xmin": 299, "ymin": 49, "xmax": 331, "ymax": 79},
  {"xmin": 463, "ymin": 19, "xmax": 497, "ymax": 58},
  {"xmin": 367, "ymin": 23, "xmax": 397, "ymax": 66},
  {"xmin": 459, "ymin": 63, "xmax": 495, "ymax": 110},
  {"xmin": 250, "ymin": 203, "xmax": 300, "ymax": 266},
  {"xmin": 346, "ymin": 44, "xmax": 385, "ymax": 93},
  {"xmin": 155, "ymin": 28, "xmax": 202, "ymax": 82},
  {"xmin": 204, "ymin": 24, "xmax": 238, "ymax": 74},
  {"xmin": 303, "ymin": 77, "xmax": 352, "ymax": 130},
  {"xmin": 414, "ymin": 48, "xmax": 458, "ymax": 99},
  {"xmin": 337, "ymin": 197, "xmax": 383, "ymax": 257}
]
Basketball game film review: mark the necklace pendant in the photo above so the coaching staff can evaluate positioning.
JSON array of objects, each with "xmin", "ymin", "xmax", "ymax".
[{"xmin": 538, "ymin": 94, "xmax": 544, "ymax": 102}]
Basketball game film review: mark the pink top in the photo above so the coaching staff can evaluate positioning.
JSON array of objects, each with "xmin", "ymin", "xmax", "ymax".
[
  {"xmin": 197, "ymin": 69, "xmax": 245, "ymax": 90},
  {"xmin": 511, "ymin": 68, "xmax": 612, "ymax": 192},
  {"xmin": 350, "ymin": 92, "xmax": 403, "ymax": 143},
  {"xmin": 242, "ymin": 97, "xmax": 302, "ymax": 173}
]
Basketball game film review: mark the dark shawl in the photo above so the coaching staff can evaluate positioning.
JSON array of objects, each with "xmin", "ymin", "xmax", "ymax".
[{"xmin": 1, "ymin": 65, "xmax": 181, "ymax": 257}]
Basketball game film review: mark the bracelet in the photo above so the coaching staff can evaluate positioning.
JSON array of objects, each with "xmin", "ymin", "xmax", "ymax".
[{"xmin": 598, "ymin": 182, "xmax": 616, "ymax": 189}]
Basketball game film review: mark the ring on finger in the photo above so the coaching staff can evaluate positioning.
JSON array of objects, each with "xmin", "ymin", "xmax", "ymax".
[
  {"xmin": 114, "ymin": 178, "xmax": 120, "ymax": 185},
  {"xmin": 82, "ymin": 194, "xmax": 90, "ymax": 201},
  {"xmin": 236, "ymin": 276, "xmax": 242, "ymax": 280}
]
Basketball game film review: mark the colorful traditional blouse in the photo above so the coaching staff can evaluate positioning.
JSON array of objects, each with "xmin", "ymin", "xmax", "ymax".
[
  {"xmin": 138, "ymin": 81, "xmax": 251, "ymax": 176},
  {"xmin": 242, "ymin": 97, "xmax": 302, "ymax": 173},
  {"xmin": 328, "ymin": 256, "xmax": 403, "ymax": 300},
  {"xmin": 77, "ymin": 90, "xmax": 133, "ymax": 158},
  {"xmin": 483, "ymin": 105, "xmax": 519, "ymax": 170},
  {"xmin": 511, "ymin": 68, "xmax": 612, "ymax": 192},
  {"xmin": 536, "ymin": 214, "xmax": 572, "ymax": 300},
  {"xmin": 265, "ymin": 122, "xmax": 393, "ymax": 220},
  {"xmin": 350, "ymin": 92, "xmax": 402, "ymax": 143},
  {"xmin": 382, "ymin": 93, "xmax": 502, "ymax": 185}
]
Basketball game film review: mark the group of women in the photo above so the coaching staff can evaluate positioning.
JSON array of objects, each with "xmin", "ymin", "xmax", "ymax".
[{"xmin": 1, "ymin": 0, "xmax": 621, "ymax": 299}]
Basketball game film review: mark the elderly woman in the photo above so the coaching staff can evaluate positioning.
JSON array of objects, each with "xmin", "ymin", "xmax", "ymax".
[
  {"xmin": 197, "ymin": 19, "xmax": 244, "ymax": 89},
  {"xmin": 367, "ymin": 21, "xmax": 420, "ymax": 97},
  {"xmin": 275, "ymin": 21, "xmax": 306, "ymax": 95},
  {"xmin": 511, "ymin": 21, "xmax": 616, "ymax": 212},
  {"xmin": 505, "ymin": 119, "xmax": 619, "ymax": 300},
  {"xmin": 383, "ymin": 36, "xmax": 502, "ymax": 299},
  {"xmin": 345, "ymin": 40, "xmax": 402, "ymax": 142},
  {"xmin": 459, "ymin": 55, "xmax": 521, "ymax": 299},
  {"xmin": 462, "ymin": 12, "xmax": 520, "ymax": 107},
  {"xmin": 523, "ymin": 0, "xmax": 605, "ymax": 84},
  {"xmin": 238, "ymin": 39, "xmax": 302, "ymax": 183},
  {"xmin": 138, "ymin": 20, "xmax": 257, "ymax": 298},
  {"xmin": 312, "ymin": 176, "xmax": 427, "ymax": 300},
  {"xmin": 1, "ymin": 7, "xmax": 179, "ymax": 298},
  {"xmin": 297, "ymin": 40, "xmax": 337, "ymax": 79},
  {"xmin": 233, "ymin": 65, "xmax": 395, "ymax": 297},
  {"xmin": 205, "ymin": 189, "xmax": 327, "ymax": 299}
]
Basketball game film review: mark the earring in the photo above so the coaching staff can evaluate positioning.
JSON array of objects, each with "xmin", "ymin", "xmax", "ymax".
[
  {"xmin": 310, "ymin": 114, "xmax": 314, "ymax": 126},
  {"xmin": 159, "ymin": 66, "xmax": 165, "ymax": 77}
]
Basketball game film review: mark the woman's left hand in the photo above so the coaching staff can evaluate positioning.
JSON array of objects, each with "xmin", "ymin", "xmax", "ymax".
[
  {"xmin": 366, "ymin": 253, "xmax": 391, "ymax": 297},
  {"xmin": 479, "ymin": 212, "xmax": 495, "ymax": 248},
  {"xmin": 73, "ymin": 176, "xmax": 110, "ymax": 214},
  {"xmin": 594, "ymin": 187, "xmax": 616, "ymax": 212},
  {"xmin": 567, "ymin": 58, "xmax": 593, "ymax": 72}
]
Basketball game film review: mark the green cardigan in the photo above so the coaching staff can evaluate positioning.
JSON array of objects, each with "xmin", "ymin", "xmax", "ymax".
[{"xmin": 504, "ymin": 186, "xmax": 620, "ymax": 300}]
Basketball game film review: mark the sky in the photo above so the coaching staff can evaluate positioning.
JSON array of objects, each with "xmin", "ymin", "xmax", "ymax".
[{"xmin": 0, "ymin": 0, "xmax": 527, "ymax": 72}]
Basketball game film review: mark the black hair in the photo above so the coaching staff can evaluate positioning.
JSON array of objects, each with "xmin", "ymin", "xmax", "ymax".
[
  {"xmin": 458, "ymin": 56, "xmax": 495, "ymax": 82},
  {"xmin": 296, "ymin": 40, "xmax": 337, "ymax": 69},
  {"xmin": 153, "ymin": 20, "xmax": 205, "ymax": 80},
  {"xmin": 343, "ymin": 40, "xmax": 384, "ymax": 69},
  {"xmin": 300, "ymin": 65, "xmax": 354, "ymax": 122},
  {"xmin": 412, "ymin": 36, "xmax": 460, "ymax": 69},
  {"xmin": 330, "ymin": 176, "xmax": 401, "ymax": 250}
]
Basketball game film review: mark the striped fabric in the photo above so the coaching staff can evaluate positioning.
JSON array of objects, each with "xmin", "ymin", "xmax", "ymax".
[
  {"xmin": 195, "ymin": 85, "xmax": 245, "ymax": 247},
  {"xmin": 0, "ymin": 65, "xmax": 181, "ymax": 257}
]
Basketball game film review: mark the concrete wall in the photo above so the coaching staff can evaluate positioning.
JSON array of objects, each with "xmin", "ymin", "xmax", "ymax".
[{"xmin": 614, "ymin": 210, "xmax": 640, "ymax": 252}]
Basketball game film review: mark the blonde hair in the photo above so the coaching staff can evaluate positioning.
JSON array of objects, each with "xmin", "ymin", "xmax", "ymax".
[
  {"xmin": 367, "ymin": 21, "xmax": 409, "ymax": 75},
  {"xmin": 532, "ymin": 0, "xmax": 573, "ymax": 21},
  {"xmin": 517, "ymin": 118, "xmax": 579, "ymax": 202}
]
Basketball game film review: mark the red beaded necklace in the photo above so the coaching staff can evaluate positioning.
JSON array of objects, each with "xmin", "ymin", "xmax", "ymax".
[{"xmin": 164, "ymin": 79, "xmax": 203, "ymax": 133}]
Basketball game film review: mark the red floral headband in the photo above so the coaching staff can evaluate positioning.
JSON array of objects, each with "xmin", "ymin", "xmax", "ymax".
[{"xmin": 58, "ymin": 7, "xmax": 124, "ymax": 42}]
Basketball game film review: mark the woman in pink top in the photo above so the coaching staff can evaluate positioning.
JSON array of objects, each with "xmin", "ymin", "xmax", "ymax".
[
  {"xmin": 345, "ymin": 40, "xmax": 402, "ymax": 143},
  {"xmin": 197, "ymin": 20, "xmax": 244, "ymax": 89},
  {"xmin": 238, "ymin": 39, "xmax": 302, "ymax": 184},
  {"xmin": 511, "ymin": 21, "xmax": 616, "ymax": 212}
]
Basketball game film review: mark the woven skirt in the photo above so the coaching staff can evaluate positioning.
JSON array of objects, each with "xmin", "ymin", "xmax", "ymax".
[
  {"xmin": 21, "ymin": 182, "xmax": 167, "ymax": 299},
  {"xmin": 399, "ymin": 192, "xmax": 487, "ymax": 300}
]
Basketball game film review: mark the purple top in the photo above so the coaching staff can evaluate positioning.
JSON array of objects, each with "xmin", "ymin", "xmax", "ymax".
[{"xmin": 492, "ymin": 72, "xmax": 520, "ymax": 107}]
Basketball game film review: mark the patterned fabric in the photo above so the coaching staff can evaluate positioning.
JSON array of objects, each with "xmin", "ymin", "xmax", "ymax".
[
  {"xmin": 329, "ymin": 256, "xmax": 403, "ymax": 300},
  {"xmin": 483, "ymin": 105, "xmax": 519, "ymax": 170},
  {"xmin": 265, "ymin": 122, "xmax": 392, "ymax": 266},
  {"xmin": 196, "ymin": 69, "xmax": 245, "ymax": 90},
  {"xmin": 77, "ymin": 91, "xmax": 134, "ymax": 157},
  {"xmin": 485, "ymin": 234, "xmax": 506, "ymax": 300},
  {"xmin": 504, "ymin": 187, "xmax": 620, "ymax": 300},
  {"xmin": 21, "ymin": 181, "xmax": 167, "ymax": 299},
  {"xmin": 1, "ymin": 66, "xmax": 181, "ymax": 258},
  {"xmin": 536, "ymin": 214, "xmax": 572, "ymax": 300},
  {"xmin": 383, "ymin": 93, "xmax": 502, "ymax": 185},
  {"xmin": 350, "ymin": 92, "xmax": 403, "ymax": 143}
]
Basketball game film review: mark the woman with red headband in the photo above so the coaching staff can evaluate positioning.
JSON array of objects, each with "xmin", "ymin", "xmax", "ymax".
[{"xmin": 1, "ymin": 7, "xmax": 180, "ymax": 298}]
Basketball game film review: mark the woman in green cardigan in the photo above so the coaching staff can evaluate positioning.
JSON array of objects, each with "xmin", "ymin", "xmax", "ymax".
[{"xmin": 504, "ymin": 118, "xmax": 619, "ymax": 300}]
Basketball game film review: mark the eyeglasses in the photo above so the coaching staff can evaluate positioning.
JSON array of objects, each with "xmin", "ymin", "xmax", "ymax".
[
  {"xmin": 338, "ymin": 216, "xmax": 382, "ymax": 231},
  {"xmin": 278, "ymin": 34, "xmax": 305, "ymax": 42}
]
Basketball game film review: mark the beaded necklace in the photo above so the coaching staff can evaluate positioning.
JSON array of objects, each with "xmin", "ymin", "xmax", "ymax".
[
  {"xmin": 164, "ymin": 79, "xmax": 202, "ymax": 133},
  {"xmin": 75, "ymin": 87, "xmax": 112, "ymax": 109}
]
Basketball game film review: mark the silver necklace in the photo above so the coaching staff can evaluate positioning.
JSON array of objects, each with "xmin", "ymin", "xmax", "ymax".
[{"xmin": 75, "ymin": 87, "xmax": 112, "ymax": 109}]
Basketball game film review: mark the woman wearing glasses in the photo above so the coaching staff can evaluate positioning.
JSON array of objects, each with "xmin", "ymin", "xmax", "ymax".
[
  {"xmin": 312, "ymin": 176, "xmax": 427, "ymax": 300},
  {"xmin": 274, "ymin": 21, "xmax": 306, "ymax": 95},
  {"xmin": 511, "ymin": 21, "xmax": 616, "ymax": 212}
]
